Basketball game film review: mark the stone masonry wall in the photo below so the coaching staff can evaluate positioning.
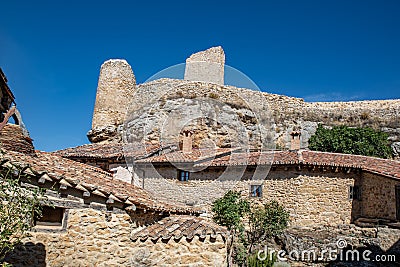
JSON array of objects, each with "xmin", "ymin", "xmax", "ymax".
[
  {"xmin": 5, "ymin": 208, "xmax": 226, "ymax": 267},
  {"xmin": 234, "ymin": 172, "xmax": 357, "ymax": 226},
  {"xmin": 361, "ymin": 172, "xmax": 400, "ymax": 220},
  {"xmin": 140, "ymin": 166, "xmax": 359, "ymax": 226},
  {"xmin": 184, "ymin": 46, "xmax": 225, "ymax": 85}
]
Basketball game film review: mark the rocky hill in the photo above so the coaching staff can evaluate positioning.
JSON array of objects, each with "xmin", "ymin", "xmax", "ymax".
[{"xmin": 87, "ymin": 47, "xmax": 400, "ymax": 159}]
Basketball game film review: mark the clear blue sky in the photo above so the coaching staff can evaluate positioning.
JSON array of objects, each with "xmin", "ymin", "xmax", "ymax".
[{"xmin": 1, "ymin": 0, "xmax": 399, "ymax": 152}]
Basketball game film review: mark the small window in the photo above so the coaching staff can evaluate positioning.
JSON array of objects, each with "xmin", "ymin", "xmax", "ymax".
[
  {"xmin": 178, "ymin": 170, "xmax": 190, "ymax": 182},
  {"xmin": 250, "ymin": 185, "xmax": 262, "ymax": 197},
  {"xmin": 35, "ymin": 206, "xmax": 64, "ymax": 227},
  {"xmin": 349, "ymin": 185, "xmax": 361, "ymax": 200}
]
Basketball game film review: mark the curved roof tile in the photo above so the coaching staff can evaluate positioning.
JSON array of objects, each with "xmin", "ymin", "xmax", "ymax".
[{"xmin": 130, "ymin": 215, "xmax": 228, "ymax": 241}]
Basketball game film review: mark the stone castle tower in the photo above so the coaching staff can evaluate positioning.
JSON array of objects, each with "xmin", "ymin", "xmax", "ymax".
[
  {"xmin": 184, "ymin": 46, "xmax": 225, "ymax": 85},
  {"xmin": 88, "ymin": 59, "xmax": 136, "ymax": 143},
  {"xmin": 88, "ymin": 47, "xmax": 225, "ymax": 143},
  {"xmin": 86, "ymin": 48, "xmax": 400, "ymax": 157}
]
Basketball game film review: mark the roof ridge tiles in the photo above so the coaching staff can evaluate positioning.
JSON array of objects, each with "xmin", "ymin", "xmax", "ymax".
[{"xmin": 1, "ymin": 149, "xmax": 200, "ymax": 215}]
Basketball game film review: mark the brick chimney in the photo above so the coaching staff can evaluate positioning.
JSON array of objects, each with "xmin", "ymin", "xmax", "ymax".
[
  {"xmin": 290, "ymin": 131, "xmax": 301, "ymax": 150},
  {"xmin": 182, "ymin": 130, "xmax": 193, "ymax": 153}
]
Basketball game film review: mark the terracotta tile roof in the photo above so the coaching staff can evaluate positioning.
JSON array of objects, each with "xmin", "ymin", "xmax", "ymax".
[
  {"xmin": 131, "ymin": 215, "xmax": 228, "ymax": 241},
  {"xmin": 53, "ymin": 142, "xmax": 166, "ymax": 160},
  {"xmin": 136, "ymin": 148, "xmax": 237, "ymax": 164},
  {"xmin": 0, "ymin": 149, "xmax": 200, "ymax": 215},
  {"xmin": 301, "ymin": 150, "xmax": 400, "ymax": 180},
  {"xmin": 192, "ymin": 150, "xmax": 400, "ymax": 179},
  {"xmin": 193, "ymin": 150, "xmax": 299, "ymax": 167}
]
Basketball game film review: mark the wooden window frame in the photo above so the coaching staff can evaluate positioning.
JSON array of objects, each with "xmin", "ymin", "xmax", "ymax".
[
  {"xmin": 250, "ymin": 184, "xmax": 263, "ymax": 198},
  {"xmin": 34, "ymin": 206, "xmax": 67, "ymax": 230},
  {"xmin": 349, "ymin": 185, "xmax": 361, "ymax": 200},
  {"xmin": 178, "ymin": 170, "xmax": 190, "ymax": 182}
]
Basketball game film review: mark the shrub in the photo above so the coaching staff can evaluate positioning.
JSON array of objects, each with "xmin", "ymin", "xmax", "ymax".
[
  {"xmin": 360, "ymin": 112, "xmax": 370, "ymax": 120},
  {"xmin": 247, "ymin": 252, "xmax": 277, "ymax": 267},
  {"xmin": 209, "ymin": 92, "xmax": 220, "ymax": 99},
  {"xmin": 0, "ymin": 154, "xmax": 47, "ymax": 261},
  {"xmin": 308, "ymin": 124, "xmax": 392, "ymax": 159},
  {"xmin": 212, "ymin": 191, "xmax": 289, "ymax": 266}
]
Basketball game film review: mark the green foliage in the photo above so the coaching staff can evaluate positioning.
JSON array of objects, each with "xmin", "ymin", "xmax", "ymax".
[
  {"xmin": 212, "ymin": 191, "xmax": 290, "ymax": 266},
  {"xmin": 247, "ymin": 252, "xmax": 277, "ymax": 267},
  {"xmin": 308, "ymin": 124, "xmax": 392, "ymax": 159},
  {"xmin": 247, "ymin": 201, "xmax": 290, "ymax": 251},
  {"xmin": 208, "ymin": 92, "xmax": 220, "ymax": 99},
  {"xmin": 212, "ymin": 190, "xmax": 250, "ymax": 231},
  {"xmin": 0, "ymin": 158, "xmax": 47, "ymax": 261}
]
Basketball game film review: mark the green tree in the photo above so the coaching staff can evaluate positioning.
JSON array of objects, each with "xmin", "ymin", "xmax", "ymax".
[
  {"xmin": 212, "ymin": 191, "xmax": 250, "ymax": 266},
  {"xmin": 0, "ymin": 158, "xmax": 46, "ymax": 262},
  {"xmin": 212, "ymin": 191, "xmax": 289, "ymax": 267},
  {"xmin": 247, "ymin": 201, "xmax": 289, "ymax": 254},
  {"xmin": 309, "ymin": 124, "xmax": 392, "ymax": 159}
]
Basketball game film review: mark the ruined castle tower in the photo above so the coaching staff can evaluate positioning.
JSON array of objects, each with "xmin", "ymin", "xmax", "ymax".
[
  {"xmin": 184, "ymin": 46, "xmax": 225, "ymax": 85},
  {"xmin": 88, "ymin": 59, "xmax": 136, "ymax": 143}
]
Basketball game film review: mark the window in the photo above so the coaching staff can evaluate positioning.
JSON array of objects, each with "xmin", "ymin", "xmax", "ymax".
[
  {"xmin": 349, "ymin": 185, "xmax": 361, "ymax": 200},
  {"xmin": 178, "ymin": 170, "xmax": 190, "ymax": 182},
  {"xmin": 34, "ymin": 206, "xmax": 65, "ymax": 227},
  {"xmin": 250, "ymin": 185, "xmax": 262, "ymax": 197}
]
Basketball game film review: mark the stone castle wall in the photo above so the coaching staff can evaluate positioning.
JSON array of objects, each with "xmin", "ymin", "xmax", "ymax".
[
  {"xmin": 95, "ymin": 74, "xmax": 399, "ymax": 156},
  {"xmin": 86, "ymin": 50, "xmax": 399, "ymax": 158},
  {"xmin": 184, "ymin": 46, "xmax": 225, "ymax": 85},
  {"xmin": 5, "ymin": 208, "xmax": 226, "ymax": 267}
]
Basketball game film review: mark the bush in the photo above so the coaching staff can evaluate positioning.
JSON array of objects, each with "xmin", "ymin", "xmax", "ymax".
[
  {"xmin": 209, "ymin": 92, "xmax": 220, "ymax": 99},
  {"xmin": 247, "ymin": 252, "xmax": 277, "ymax": 267},
  {"xmin": 0, "ymin": 154, "xmax": 47, "ymax": 261},
  {"xmin": 212, "ymin": 191, "xmax": 290, "ymax": 266},
  {"xmin": 308, "ymin": 124, "xmax": 392, "ymax": 159}
]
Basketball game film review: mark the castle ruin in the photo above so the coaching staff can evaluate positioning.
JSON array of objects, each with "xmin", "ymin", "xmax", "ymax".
[{"xmin": 87, "ymin": 46, "xmax": 400, "ymax": 158}]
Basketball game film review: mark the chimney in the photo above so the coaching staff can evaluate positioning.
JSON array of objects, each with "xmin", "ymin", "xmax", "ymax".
[
  {"xmin": 290, "ymin": 131, "xmax": 301, "ymax": 150},
  {"xmin": 182, "ymin": 130, "xmax": 193, "ymax": 153}
]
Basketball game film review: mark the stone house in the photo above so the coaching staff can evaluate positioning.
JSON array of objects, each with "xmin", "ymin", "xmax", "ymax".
[
  {"xmin": 2, "ymin": 46, "xmax": 400, "ymax": 266},
  {"xmin": 0, "ymin": 70, "xmax": 228, "ymax": 267},
  {"xmin": 1, "ymin": 127, "xmax": 228, "ymax": 267},
  {"xmin": 57, "ymin": 131, "xmax": 400, "ymax": 227}
]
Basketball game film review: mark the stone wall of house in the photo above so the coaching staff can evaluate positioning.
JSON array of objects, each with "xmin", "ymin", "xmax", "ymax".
[
  {"xmin": 361, "ymin": 172, "xmax": 400, "ymax": 220},
  {"xmin": 233, "ymin": 171, "xmax": 357, "ymax": 226},
  {"xmin": 140, "ymin": 166, "xmax": 359, "ymax": 226},
  {"xmin": 4, "ymin": 207, "xmax": 226, "ymax": 267}
]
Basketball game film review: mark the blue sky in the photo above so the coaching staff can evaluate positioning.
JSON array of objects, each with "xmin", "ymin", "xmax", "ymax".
[{"xmin": 1, "ymin": 0, "xmax": 399, "ymax": 152}]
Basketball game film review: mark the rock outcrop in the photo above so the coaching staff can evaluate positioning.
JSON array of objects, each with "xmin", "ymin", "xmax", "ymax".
[{"xmin": 87, "ymin": 49, "xmax": 400, "ymax": 158}]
